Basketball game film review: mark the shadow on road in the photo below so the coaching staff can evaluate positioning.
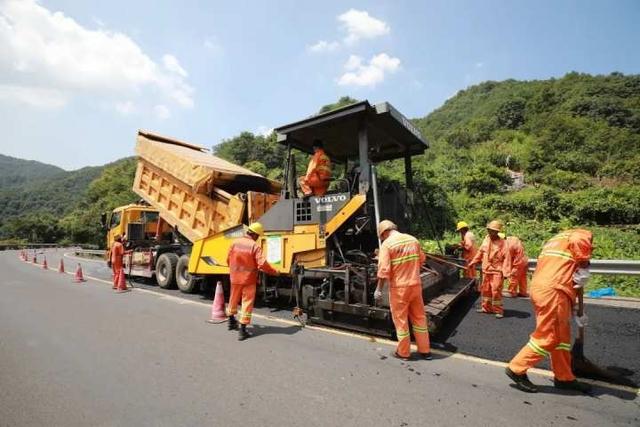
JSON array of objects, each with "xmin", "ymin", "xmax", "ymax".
[
  {"xmin": 502, "ymin": 309, "xmax": 531, "ymax": 319},
  {"xmin": 532, "ymin": 384, "xmax": 638, "ymax": 402},
  {"xmin": 251, "ymin": 324, "xmax": 302, "ymax": 337}
]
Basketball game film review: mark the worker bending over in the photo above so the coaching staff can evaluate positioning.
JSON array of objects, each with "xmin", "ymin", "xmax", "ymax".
[
  {"xmin": 504, "ymin": 234, "xmax": 529, "ymax": 297},
  {"xmin": 453, "ymin": 221, "xmax": 478, "ymax": 281},
  {"xmin": 506, "ymin": 229, "xmax": 593, "ymax": 393},
  {"xmin": 374, "ymin": 220, "xmax": 432, "ymax": 361},
  {"xmin": 227, "ymin": 222, "xmax": 279, "ymax": 341},
  {"xmin": 299, "ymin": 139, "xmax": 332, "ymax": 197},
  {"xmin": 469, "ymin": 220, "xmax": 511, "ymax": 318}
]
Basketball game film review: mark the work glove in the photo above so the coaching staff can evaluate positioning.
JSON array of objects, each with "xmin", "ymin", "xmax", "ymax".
[
  {"xmin": 373, "ymin": 289, "xmax": 383, "ymax": 301},
  {"xmin": 574, "ymin": 313, "xmax": 589, "ymax": 328},
  {"xmin": 572, "ymin": 268, "xmax": 591, "ymax": 289}
]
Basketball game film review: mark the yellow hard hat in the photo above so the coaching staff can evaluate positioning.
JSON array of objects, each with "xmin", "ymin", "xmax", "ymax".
[
  {"xmin": 486, "ymin": 220, "xmax": 504, "ymax": 232},
  {"xmin": 456, "ymin": 221, "xmax": 469, "ymax": 231},
  {"xmin": 247, "ymin": 222, "xmax": 264, "ymax": 236},
  {"xmin": 377, "ymin": 220, "xmax": 397, "ymax": 238},
  {"xmin": 497, "ymin": 232, "xmax": 506, "ymax": 239}
]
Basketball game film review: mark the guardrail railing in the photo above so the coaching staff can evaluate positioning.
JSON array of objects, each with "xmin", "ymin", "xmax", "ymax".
[{"xmin": 528, "ymin": 259, "xmax": 640, "ymax": 276}]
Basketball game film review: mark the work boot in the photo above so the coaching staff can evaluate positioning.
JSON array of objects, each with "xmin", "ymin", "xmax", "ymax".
[
  {"xmin": 553, "ymin": 379, "xmax": 592, "ymax": 394},
  {"xmin": 419, "ymin": 352, "xmax": 433, "ymax": 360},
  {"xmin": 495, "ymin": 313, "xmax": 504, "ymax": 319},
  {"xmin": 517, "ymin": 293, "xmax": 529, "ymax": 298},
  {"xmin": 505, "ymin": 367, "xmax": 538, "ymax": 393},
  {"xmin": 476, "ymin": 308, "xmax": 489, "ymax": 314},
  {"xmin": 238, "ymin": 324, "xmax": 252, "ymax": 341},
  {"xmin": 390, "ymin": 350, "xmax": 411, "ymax": 361},
  {"xmin": 228, "ymin": 315, "xmax": 238, "ymax": 331}
]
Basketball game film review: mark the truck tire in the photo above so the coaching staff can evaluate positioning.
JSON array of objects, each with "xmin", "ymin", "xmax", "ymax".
[
  {"xmin": 156, "ymin": 253, "xmax": 179, "ymax": 289},
  {"xmin": 176, "ymin": 254, "xmax": 199, "ymax": 293}
]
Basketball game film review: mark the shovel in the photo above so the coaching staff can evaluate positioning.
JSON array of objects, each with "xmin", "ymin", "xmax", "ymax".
[{"xmin": 571, "ymin": 288, "xmax": 637, "ymax": 387}]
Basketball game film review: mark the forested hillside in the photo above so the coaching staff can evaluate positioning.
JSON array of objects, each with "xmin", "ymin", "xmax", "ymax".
[{"xmin": 2, "ymin": 73, "xmax": 638, "ymax": 293}]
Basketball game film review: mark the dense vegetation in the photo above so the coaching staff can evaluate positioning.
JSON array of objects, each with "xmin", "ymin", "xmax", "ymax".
[{"xmin": 2, "ymin": 74, "xmax": 638, "ymax": 294}]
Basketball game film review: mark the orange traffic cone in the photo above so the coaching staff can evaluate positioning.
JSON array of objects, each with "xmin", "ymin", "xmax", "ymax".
[
  {"xmin": 206, "ymin": 281, "xmax": 227, "ymax": 323},
  {"xmin": 42, "ymin": 256, "xmax": 48, "ymax": 269},
  {"xmin": 115, "ymin": 269, "xmax": 129, "ymax": 293},
  {"xmin": 74, "ymin": 263, "xmax": 86, "ymax": 283},
  {"xmin": 58, "ymin": 258, "xmax": 65, "ymax": 273}
]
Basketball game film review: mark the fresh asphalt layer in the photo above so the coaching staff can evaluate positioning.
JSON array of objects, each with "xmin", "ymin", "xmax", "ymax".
[{"xmin": 2, "ymin": 249, "xmax": 638, "ymax": 426}]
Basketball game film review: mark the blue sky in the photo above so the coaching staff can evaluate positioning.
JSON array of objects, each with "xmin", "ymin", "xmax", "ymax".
[{"xmin": 1, "ymin": 0, "xmax": 639, "ymax": 170}]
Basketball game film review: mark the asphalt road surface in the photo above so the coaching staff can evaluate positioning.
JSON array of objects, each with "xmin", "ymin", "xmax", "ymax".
[{"xmin": 1, "ymin": 249, "xmax": 638, "ymax": 426}]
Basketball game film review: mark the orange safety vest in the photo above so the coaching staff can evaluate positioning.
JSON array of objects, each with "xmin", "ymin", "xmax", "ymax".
[
  {"xmin": 227, "ymin": 235, "xmax": 278, "ymax": 285},
  {"xmin": 306, "ymin": 149, "xmax": 332, "ymax": 180},
  {"xmin": 110, "ymin": 241, "xmax": 124, "ymax": 267},
  {"xmin": 506, "ymin": 236, "xmax": 527, "ymax": 268},
  {"xmin": 471, "ymin": 236, "xmax": 511, "ymax": 275},
  {"xmin": 530, "ymin": 229, "xmax": 593, "ymax": 301},
  {"xmin": 377, "ymin": 231, "xmax": 426, "ymax": 288}
]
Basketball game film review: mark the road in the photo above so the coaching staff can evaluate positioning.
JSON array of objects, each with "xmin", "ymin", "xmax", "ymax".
[{"xmin": 1, "ymin": 249, "xmax": 638, "ymax": 426}]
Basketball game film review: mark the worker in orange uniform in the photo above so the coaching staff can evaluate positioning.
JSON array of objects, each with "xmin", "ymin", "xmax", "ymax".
[
  {"xmin": 506, "ymin": 229, "xmax": 593, "ymax": 393},
  {"xmin": 227, "ymin": 222, "xmax": 279, "ymax": 341},
  {"xmin": 299, "ymin": 139, "xmax": 332, "ymax": 197},
  {"xmin": 468, "ymin": 220, "xmax": 511, "ymax": 318},
  {"xmin": 452, "ymin": 221, "xmax": 478, "ymax": 281},
  {"xmin": 110, "ymin": 234, "xmax": 128, "ymax": 293},
  {"xmin": 504, "ymin": 234, "xmax": 529, "ymax": 298},
  {"xmin": 374, "ymin": 220, "xmax": 432, "ymax": 361}
]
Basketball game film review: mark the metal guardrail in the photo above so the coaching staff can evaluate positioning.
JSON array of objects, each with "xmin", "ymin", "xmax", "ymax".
[
  {"xmin": 74, "ymin": 249, "xmax": 107, "ymax": 258},
  {"xmin": 528, "ymin": 259, "xmax": 640, "ymax": 276}
]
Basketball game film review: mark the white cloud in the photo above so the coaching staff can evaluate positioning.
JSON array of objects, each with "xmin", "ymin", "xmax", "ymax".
[
  {"xmin": 0, "ymin": 84, "xmax": 68, "ymax": 108},
  {"xmin": 162, "ymin": 54, "xmax": 188, "ymax": 78},
  {"xmin": 475, "ymin": 62, "xmax": 484, "ymax": 68},
  {"xmin": 307, "ymin": 40, "xmax": 340, "ymax": 53},
  {"xmin": 153, "ymin": 104, "xmax": 170, "ymax": 120},
  {"xmin": 337, "ymin": 53, "xmax": 400, "ymax": 87},
  {"xmin": 0, "ymin": 0, "xmax": 194, "ymax": 114},
  {"xmin": 255, "ymin": 125, "xmax": 274, "ymax": 137},
  {"xmin": 115, "ymin": 100, "xmax": 136, "ymax": 115},
  {"xmin": 338, "ymin": 9, "xmax": 390, "ymax": 45}
]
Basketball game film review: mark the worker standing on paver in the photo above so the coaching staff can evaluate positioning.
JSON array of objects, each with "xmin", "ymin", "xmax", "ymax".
[
  {"xmin": 374, "ymin": 220, "xmax": 432, "ymax": 361},
  {"xmin": 469, "ymin": 220, "xmax": 511, "ymax": 318},
  {"xmin": 227, "ymin": 222, "xmax": 279, "ymax": 341},
  {"xmin": 505, "ymin": 234, "xmax": 529, "ymax": 298},
  {"xmin": 453, "ymin": 221, "xmax": 478, "ymax": 281},
  {"xmin": 506, "ymin": 229, "xmax": 593, "ymax": 393},
  {"xmin": 299, "ymin": 139, "xmax": 332, "ymax": 197},
  {"xmin": 110, "ymin": 234, "xmax": 127, "ymax": 293}
]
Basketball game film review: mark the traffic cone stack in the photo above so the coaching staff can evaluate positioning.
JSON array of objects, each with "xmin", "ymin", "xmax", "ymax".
[
  {"xmin": 206, "ymin": 281, "xmax": 227, "ymax": 323},
  {"xmin": 74, "ymin": 263, "xmax": 86, "ymax": 283},
  {"xmin": 58, "ymin": 258, "xmax": 65, "ymax": 273},
  {"xmin": 42, "ymin": 256, "xmax": 48, "ymax": 270}
]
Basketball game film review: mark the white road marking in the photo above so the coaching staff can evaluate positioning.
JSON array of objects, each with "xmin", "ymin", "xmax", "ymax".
[{"xmin": 19, "ymin": 253, "xmax": 640, "ymax": 395}]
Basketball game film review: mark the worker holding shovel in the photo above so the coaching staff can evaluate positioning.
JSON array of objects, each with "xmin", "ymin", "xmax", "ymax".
[{"xmin": 505, "ymin": 229, "xmax": 593, "ymax": 393}]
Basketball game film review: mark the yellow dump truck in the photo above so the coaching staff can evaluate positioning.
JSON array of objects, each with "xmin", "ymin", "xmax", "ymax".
[
  {"xmin": 106, "ymin": 101, "xmax": 475, "ymax": 335},
  {"xmin": 102, "ymin": 130, "xmax": 280, "ymax": 292}
]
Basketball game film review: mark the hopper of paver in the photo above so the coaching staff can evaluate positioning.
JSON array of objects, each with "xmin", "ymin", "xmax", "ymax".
[{"xmin": 133, "ymin": 130, "xmax": 281, "ymax": 243}]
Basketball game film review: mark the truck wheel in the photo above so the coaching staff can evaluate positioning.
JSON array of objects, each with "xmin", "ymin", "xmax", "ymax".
[
  {"xmin": 156, "ymin": 253, "xmax": 179, "ymax": 289},
  {"xmin": 176, "ymin": 254, "xmax": 199, "ymax": 293}
]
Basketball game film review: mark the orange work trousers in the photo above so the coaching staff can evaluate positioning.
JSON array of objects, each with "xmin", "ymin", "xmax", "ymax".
[
  {"xmin": 508, "ymin": 287, "xmax": 575, "ymax": 381},
  {"xmin": 299, "ymin": 174, "xmax": 329, "ymax": 196},
  {"xmin": 227, "ymin": 283, "xmax": 257, "ymax": 325},
  {"xmin": 389, "ymin": 285, "xmax": 431, "ymax": 358},
  {"xmin": 508, "ymin": 264, "xmax": 528, "ymax": 297},
  {"xmin": 112, "ymin": 264, "xmax": 124, "ymax": 290},
  {"xmin": 480, "ymin": 272, "xmax": 504, "ymax": 314}
]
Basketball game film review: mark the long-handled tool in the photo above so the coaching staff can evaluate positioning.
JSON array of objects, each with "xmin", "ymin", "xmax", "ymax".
[
  {"xmin": 425, "ymin": 253, "xmax": 467, "ymax": 270},
  {"xmin": 571, "ymin": 288, "xmax": 636, "ymax": 387}
]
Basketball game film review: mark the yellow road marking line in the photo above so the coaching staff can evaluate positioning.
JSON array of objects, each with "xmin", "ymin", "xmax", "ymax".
[{"xmin": 20, "ymin": 256, "xmax": 639, "ymax": 395}]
